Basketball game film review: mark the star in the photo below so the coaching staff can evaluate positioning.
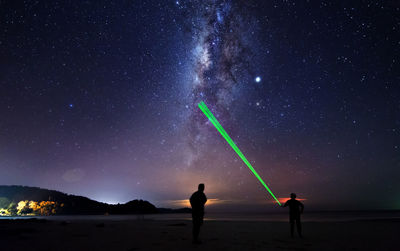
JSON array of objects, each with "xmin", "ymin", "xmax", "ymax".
[{"xmin": 255, "ymin": 76, "xmax": 261, "ymax": 83}]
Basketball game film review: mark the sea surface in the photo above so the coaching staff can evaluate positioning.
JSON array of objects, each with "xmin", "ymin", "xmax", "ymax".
[{"xmin": 1, "ymin": 210, "xmax": 400, "ymax": 222}]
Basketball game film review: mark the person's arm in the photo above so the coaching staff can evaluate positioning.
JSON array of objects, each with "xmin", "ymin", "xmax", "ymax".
[
  {"xmin": 189, "ymin": 194, "xmax": 194, "ymax": 207},
  {"xmin": 202, "ymin": 194, "xmax": 207, "ymax": 205},
  {"xmin": 281, "ymin": 200, "xmax": 288, "ymax": 208}
]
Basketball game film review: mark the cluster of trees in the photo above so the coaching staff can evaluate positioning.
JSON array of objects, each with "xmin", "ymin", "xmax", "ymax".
[
  {"xmin": 0, "ymin": 198, "xmax": 62, "ymax": 216},
  {"xmin": 17, "ymin": 200, "xmax": 63, "ymax": 216},
  {"xmin": 0, "ymin": 197, "xmax": 14, "ymax": 216}
]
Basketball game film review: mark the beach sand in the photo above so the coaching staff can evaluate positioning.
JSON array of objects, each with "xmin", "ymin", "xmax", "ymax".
[{"xmin": 0, "ymin": 218, "xmax": 398, "ymax": 250}]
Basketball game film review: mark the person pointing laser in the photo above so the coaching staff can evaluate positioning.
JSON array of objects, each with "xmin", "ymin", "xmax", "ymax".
[{"xmin": 282, "ymin": 193, "xmax": 304, "ymax": 238}]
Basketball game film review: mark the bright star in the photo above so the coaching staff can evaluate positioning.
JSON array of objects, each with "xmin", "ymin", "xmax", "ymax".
[
  {"xmin": 255, "ymin": 76, "xmax": 261, "ymax": 83},
  {"xmin": 69, "ymin": 104, "xmax": 74, "ymax": 108}
]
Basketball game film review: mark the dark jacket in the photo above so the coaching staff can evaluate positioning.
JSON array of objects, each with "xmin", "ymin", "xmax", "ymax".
[
  {"xmin": 283, "ymin": 199, "xmax": 304, "ymax": 217},
  {"xmin": 190, "ymin": 191, "xmax": 207, "ymax": 216}
]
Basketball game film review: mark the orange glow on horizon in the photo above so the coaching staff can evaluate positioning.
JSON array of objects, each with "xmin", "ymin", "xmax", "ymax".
[
  {"xmin": 277, "ymin": 197, "xmax": 307, "ymax": 204},
  {"xmin": 163, "ymin": 198, "xmax": 229, "ymax": 208},
  {"xmin": 162, "ymin": 197, "xmax": 307, "ymax": 208}
]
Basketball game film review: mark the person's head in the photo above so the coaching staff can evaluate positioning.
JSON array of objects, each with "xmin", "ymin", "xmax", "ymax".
[
  {"xmin": 290, "ymin": 193, "xmax": 296, "ymax": 199},
  {"xmin": 198, "ymin": 183, "xmax": 205, "ymax": 192}
]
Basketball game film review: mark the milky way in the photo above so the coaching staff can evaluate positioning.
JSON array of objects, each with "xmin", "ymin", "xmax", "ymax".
[{"xmin": 183, "ymin": 1, "xmax": 258, "ymax": 166}]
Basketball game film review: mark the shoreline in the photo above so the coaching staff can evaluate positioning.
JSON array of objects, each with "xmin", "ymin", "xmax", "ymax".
[
  {"xmin": 1, "ymin": 217, "xmax": 398, "ymax": 250},
  {"xmin": 1, "ymin": 210, "xmax": 399, "ymax": 223}
]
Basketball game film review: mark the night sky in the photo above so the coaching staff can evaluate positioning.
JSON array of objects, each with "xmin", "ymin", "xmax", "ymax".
[{"xmin": 0, "ymin": 0, "xmax": 399, "ymax": 211}]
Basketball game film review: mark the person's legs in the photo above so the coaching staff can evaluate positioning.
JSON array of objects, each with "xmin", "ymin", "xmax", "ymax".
[
  {"xmin": 289, "ymin": 217, "xmax": 295, "ymax": 237},
  {"xmin": 192, "ymin": 219, "xmax": 200, "ymax": 241},
  {"xmin": 296, "ymin": 217, "xmax": 302, "ymax": 237},
  {"xmin": 192, "ymin": 216, "xmax": 204, "ymax": 243}
]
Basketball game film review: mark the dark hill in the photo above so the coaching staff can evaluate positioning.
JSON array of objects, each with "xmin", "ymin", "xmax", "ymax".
[{"xmin": 0, "ymin": 185, "xmax": 159, "ymax": 215}]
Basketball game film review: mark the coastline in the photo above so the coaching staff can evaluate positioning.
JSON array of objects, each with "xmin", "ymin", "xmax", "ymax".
[{"xmin": 1, "ymin": 216, "xmax": 398, "ymax": 250}]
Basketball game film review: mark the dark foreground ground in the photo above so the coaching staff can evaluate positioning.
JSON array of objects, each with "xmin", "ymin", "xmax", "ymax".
[{"xmin": 0, "ymin": 218, "xmax": 398, "ymax": 250}]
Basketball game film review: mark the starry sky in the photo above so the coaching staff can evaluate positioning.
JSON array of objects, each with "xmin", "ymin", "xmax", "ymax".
[{"xmin": 0, "ymin": 0, "xmax": 399, "ymax": 211}]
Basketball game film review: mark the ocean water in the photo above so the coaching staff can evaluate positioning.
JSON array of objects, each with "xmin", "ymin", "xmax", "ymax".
[{"xmin": 1, "ymin": 210, "xmax": 400, "ymax": 222}]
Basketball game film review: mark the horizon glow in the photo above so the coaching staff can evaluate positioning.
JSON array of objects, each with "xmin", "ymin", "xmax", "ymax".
[{"xmin": 198, "ymin": 101, "xmax": 281, "ymax": 206}]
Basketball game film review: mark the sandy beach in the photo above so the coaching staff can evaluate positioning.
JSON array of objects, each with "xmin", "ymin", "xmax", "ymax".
[{"xmin": 1, "ymin": 217, "xmax": 398, "ymax": 251}]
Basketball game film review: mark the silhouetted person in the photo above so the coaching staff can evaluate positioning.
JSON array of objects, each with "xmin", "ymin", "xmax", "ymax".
[
  {"xmin": 190, "ymin": 183, "xmax": 207, "ymax": 244},
  {"xmin": 282, "ymin": 193, "xmax": 304, "ymax": 238}
]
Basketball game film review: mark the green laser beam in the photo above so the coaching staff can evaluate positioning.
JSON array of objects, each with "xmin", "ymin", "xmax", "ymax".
[{"xmin": 198, "ymin": 101, "xmax": 281, "ymax": 206}]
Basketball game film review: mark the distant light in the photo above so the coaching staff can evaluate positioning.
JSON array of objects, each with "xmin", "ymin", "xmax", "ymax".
[
  {"xmin": 69, "ymin": 104, "xmax": 74, "ymax": 108},
  {"xmin": 255, "ymin": 76, "xmax": 261, "ymax": 83}
]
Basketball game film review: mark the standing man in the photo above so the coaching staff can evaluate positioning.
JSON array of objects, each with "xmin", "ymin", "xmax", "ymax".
[
  {"xmin": 282, "ymin": 193, "xmax": 304, "ymax": 238},
  {"xmin": 190, "ymin": 183, "xmax": 207, "ymax": 244}
]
